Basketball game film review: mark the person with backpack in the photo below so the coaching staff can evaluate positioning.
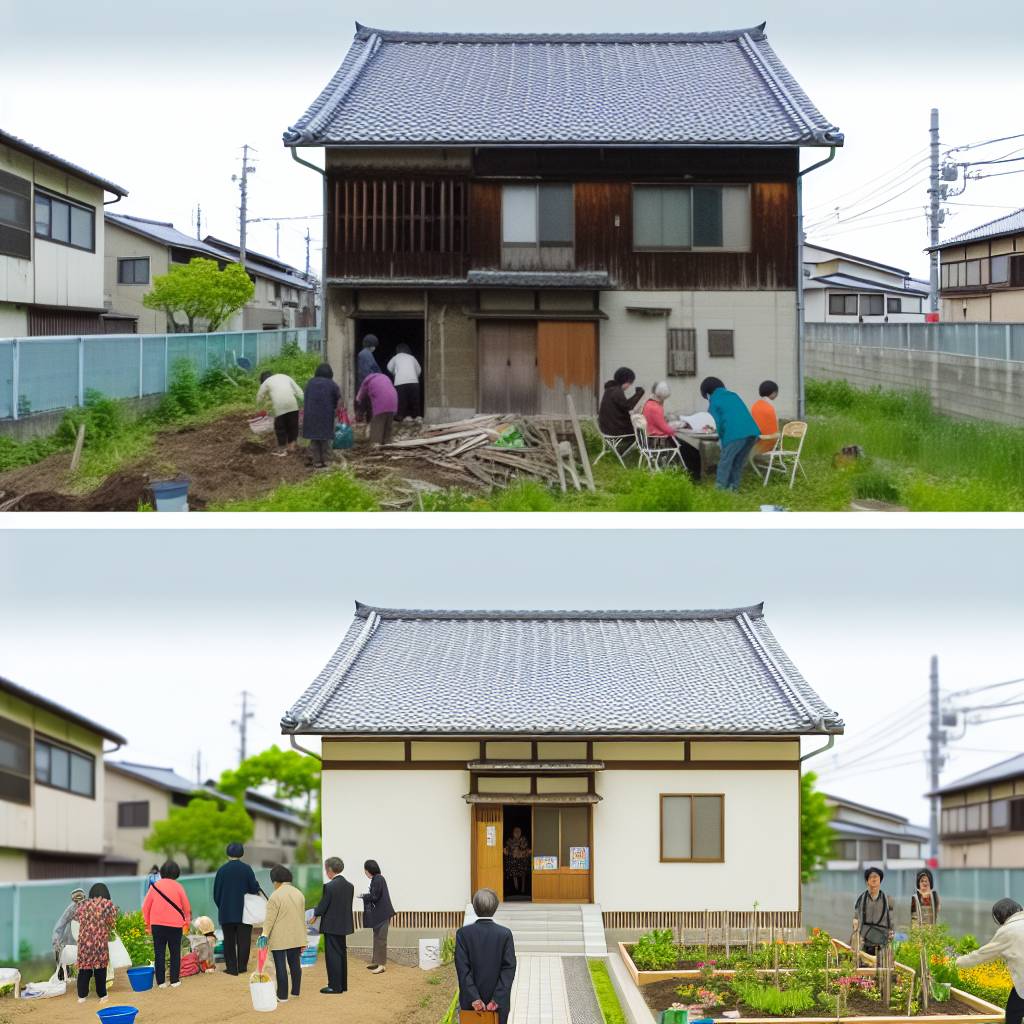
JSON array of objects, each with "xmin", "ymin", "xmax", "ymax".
[
  {"xmin": 910, "ymin": 868, "xmax": 941, "ymax": 928},
  {"xmin": 852, "ymin": 866, "xmax": 893, "ymax": 958},
  {"xmin": 956, "ymin": 898, "xmax": 1024, "ymax": 1024},
  {"xmin": 143, "ymin": 860, "xmax": 191, "ymax": 988}
]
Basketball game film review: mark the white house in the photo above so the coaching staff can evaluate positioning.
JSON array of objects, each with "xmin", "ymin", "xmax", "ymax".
[
  {"xmin": 0, "ymin": 129, "xmax": 128, "ymax": 338},
  {"xmin": 803, "ymin": 243, "xmax": 928, "ymax": 324},
  {"xmin": 823, "ymin": 793, "xmax": 928, "ymax": 872},
  {"xmin": 281, "ymin": 602, "xmax": 844, "ymax": 931}
]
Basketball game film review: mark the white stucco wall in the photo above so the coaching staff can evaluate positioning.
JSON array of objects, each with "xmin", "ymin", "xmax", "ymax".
[
  {"xmin": 321, "ymin": 769, "xmax": 471, "ymax": 911},
  {"xmin": 594, "ymin": 769, "xmax": 800, "ymax": 912},
  {"xmin": 599, "ymin": 290, "xmax": 799, "ymax": 419},
  {"xmin": 0, "ymin": 302, "xmax": 27, "ymax": 337}
]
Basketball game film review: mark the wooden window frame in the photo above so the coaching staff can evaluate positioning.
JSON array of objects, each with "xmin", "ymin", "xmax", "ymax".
[
  {"xmin": 33, "ymin": 188, "xmax": 96, "ymax": 253},
  {"xmin": 707, "ymin": 328, "xmax": 735, "ymax": 358},
  {"xmin": 0, "ymin": 715, "xmax": 32, "ymax": 806},
  {"xmin": 117, "ymin": 257, "xmax": 150, "ymax": 285},
  {"xmin": 34, "ymin": 734, "xmax": 95, "ymax": 799},
  {"xmin": 632, "ymin": 184, "xmax": 750, "ymax": 254},
  {"xmin": 117, "ymin": 800, "xmax": 150, "ymax": 828},
  {"xmin": 667, "ymin": 327, "xmax": 696, "ymax": 377},
  {"xmin": 659, "ymin": 793, "xmax": 725, "ymax": 863}
]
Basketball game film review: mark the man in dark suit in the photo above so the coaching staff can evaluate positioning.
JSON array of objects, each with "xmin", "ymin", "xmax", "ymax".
[
  {"xmin": 310, "ymin": 856, "xmax": 355, "ymax": 995},
  {"xmin": 455, "ymin": 888, "xmax": 517, "ymax": 1024}
]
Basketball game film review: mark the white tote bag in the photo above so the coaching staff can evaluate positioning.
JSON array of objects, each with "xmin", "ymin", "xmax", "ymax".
[
  {"xmin": 108, "ymin": 934, "xmax": 132, "ymax": 969},
  {"xmin": 249, "ymin": 973, "xmax": 277, "ymax": 1012},
  {"xmin": 243, "ymin": 893, "xmax": 268, "ymax": 926}
]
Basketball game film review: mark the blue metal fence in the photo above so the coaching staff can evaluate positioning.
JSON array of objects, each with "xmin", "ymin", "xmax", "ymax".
[
  {"xmin": 805, "ymin": 321, "xmax": 1024, "ymax": 362},
  {"xmin": 0, "ymin": 327, "xmax": 323, "ymax": 421}
]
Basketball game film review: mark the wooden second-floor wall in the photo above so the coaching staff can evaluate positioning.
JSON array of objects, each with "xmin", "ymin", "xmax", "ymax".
[{"xmin": 325, "ymin": 148, "xmax": 798, "ymax": 289}]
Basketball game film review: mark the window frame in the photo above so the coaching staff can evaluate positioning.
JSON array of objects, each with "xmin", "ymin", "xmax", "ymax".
[
  {"xmin": 990, "ymin": 254, "xmax": 1010, "ymax": 285},
  {"xmin": 34, "ymin": 734, "xmax": 95, "ymax": 799},
  {"xmin": 632, "ymin": 183, "xmax": 751, "ymax": 253},
  {"xmin": 500, "ymin": 182, "xmax": 575, "ymax": 248},
  {"xmin": 117, "ymin": 800, "xmax": 150, "ymax": 828},
  {"xmin": 667, "ymin": 327, "xmax": 697, "ymax": 377},
  {"xmin": 33, "ymin": 188, "xmax": 96, "ymax": 253},
  {"xmin": 0, "ymin": 715, "xmax": 32, "ymax": 807},
  {"xmin": 0, "ymin": 168, "xmax": 32, "ymax": 261},
  {"xmin": 707, "ymin": 328, "xmax": 735, "ymax": 358},
  {"xmin": 829, "ymin": 293, "xmax": 858, "ymax": 316},
  {"xmin": 117, "ymin": 257, "xmax": 150, "ymax": 285},
  {"xmin": 659, "ymin": 793, "xmax": 725, "ymax": 863},
  {"xmin": 860, "ymin": 294, "xmax": 885, "ymax": 317},
  {"xmin": 887, "ymin": 297, "xmax": 902, "ymax": 314}
]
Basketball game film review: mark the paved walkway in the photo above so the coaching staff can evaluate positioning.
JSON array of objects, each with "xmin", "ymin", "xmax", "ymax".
[{"xmin": 508, "ymin": 955, "xmax": 603, "ymax": 1024}]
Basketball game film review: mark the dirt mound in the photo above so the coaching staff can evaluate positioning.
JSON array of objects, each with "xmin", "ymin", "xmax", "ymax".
[{"xmin": 13, "ymin": 472, "xmax": 152, "ymax": 511}]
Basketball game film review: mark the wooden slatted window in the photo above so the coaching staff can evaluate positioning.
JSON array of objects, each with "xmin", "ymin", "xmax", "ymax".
[
  {"xmin": 708, "ymin": 329, "xmax": 735, "ymax": 358},
  {"xmin": 667, "ymin": 327, "xmax": 696, "ymax": 377}
]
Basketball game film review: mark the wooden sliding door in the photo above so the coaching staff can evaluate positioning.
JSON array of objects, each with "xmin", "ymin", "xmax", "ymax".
[{"xmin": 472, "ymin": 805, "xmax": 504, "ymax": 899}]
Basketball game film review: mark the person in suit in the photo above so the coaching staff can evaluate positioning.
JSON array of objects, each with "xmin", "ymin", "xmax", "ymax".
[
  {"xmin": 455, "ymin": 888, "xmax": 517, "ymax": 1024},
  {"xmin": 212, "ymin": 842, "xmax": 262, "ymax": 975},
  {"xmin": 359, "ymin": 859, "xmax": 395, "ymax": 974},
  {"xmin": 310, "ymin": 856, "xmax": 354, "ymax": 995}
]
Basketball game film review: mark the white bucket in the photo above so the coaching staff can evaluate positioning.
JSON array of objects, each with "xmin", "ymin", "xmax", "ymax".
[
  {"xmin": 418, "ymin": 938, "xmax": 441, "ymax": 970},
  {"xmin": 249, "ymin": 974, "xmax": 277, "ymax": 1012}
]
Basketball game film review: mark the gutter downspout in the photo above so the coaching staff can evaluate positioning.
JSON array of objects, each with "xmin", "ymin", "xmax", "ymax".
[
  {"xmin": 796, "ymin": 147, "xmax": 837, "ymax": 419},
  {"xmin": 103, "ymin": 193, "xmax": 124, "ymax": 208},
  {"xmin": 799, "ymin": 724, "xmax": 837, "ymax": 764},
  {"xmin": 290, "ymin": 147, "xmax": 330, "ymax": 364},
  {"xmin": 289, "ymin": 732, "xmax": 322, "ymax": 762}
]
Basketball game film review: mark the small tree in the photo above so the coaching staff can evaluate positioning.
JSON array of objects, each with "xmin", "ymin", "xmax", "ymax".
[
  {"xmin": 801, "ymin": 770, "xmax": 835, "ymax": 883},
  {"xmin": 144, "ymin": 795, "xmax": 253, "ymax": 872},
  {"xmin": 143, "ymin": 257, "xmax": 254, "ymax": 333}
]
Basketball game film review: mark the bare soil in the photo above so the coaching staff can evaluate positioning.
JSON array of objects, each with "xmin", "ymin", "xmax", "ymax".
[{"xmin": 0, "ymin": 960, "xmax": 456, "ymax": 1024}]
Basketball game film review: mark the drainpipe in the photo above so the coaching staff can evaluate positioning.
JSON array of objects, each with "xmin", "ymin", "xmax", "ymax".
[
  {"xmin": 290, "ymin": 147, "xmax": 330, "ymax": 364},
  {"xmin": 796, "ymin": 147, "xmax": 837, "ymax": 418},
  {"xmin": 288, "ymin": 732, "xmax": 322, "ymax": 763},
  {"xmin": 799, "ymin": 718, "xmax": 837, "ymax": 764},
  {"xmin": 103, "ymin": 193, "xmax": 124, "ymax": 208}
]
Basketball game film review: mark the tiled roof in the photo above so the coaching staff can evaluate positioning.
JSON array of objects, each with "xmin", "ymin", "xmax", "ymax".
[
  {"xmin": 281, "ymin": 602, "xmax": 844, "ymax": 736},
  {"xmin": 467, "ymin": 271, "xmax": 609, "ymax": 288},
  {"xmin": 0, "ymin": 675, "xmax": 126, "ymax": 745},
  {"xmin": 0, "ymin": 129, "xmax": 128, "ymax": 196},
  {"xmin": 202, "ymin": 236, "xmax": 315, "ymax": 291},
  {"xmin": 284, "ymin": 23, "xmax": 842, "ymax": 148},
  {"xmin": 804, "ymin": 242, "xmax": 910, "ymax": 278},
  {"xmin": 106, "ymin": 214, "xmax": 229, "ymax": 259},
  {"xmin": 809, "ymin": 272, "xmax": 929, "ymax": 297},
  {"xmin": 930, "ymin": 207, "xmax": 1024, "ymax": 249},
  {"xmin": 930, "ymin": 752, "xmax": 1024, "ymax": 795}
]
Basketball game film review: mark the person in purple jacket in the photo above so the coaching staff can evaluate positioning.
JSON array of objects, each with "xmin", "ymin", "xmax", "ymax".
[{"xmin": 355, "ymin": 372, "xmax": 399, "ymax": 446}]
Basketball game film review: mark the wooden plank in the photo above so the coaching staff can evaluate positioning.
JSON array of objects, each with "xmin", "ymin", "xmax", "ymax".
[
  {"xmin": 69, "ymin": 423, "xmax": 86, "ymax": 472},
  {"xmin": 566, "ymin": 393, "xmax": 595, "ymax": 491},
  {"xmin": 548, "ymin": 424, "xmax": 567, "ymax": 492}
]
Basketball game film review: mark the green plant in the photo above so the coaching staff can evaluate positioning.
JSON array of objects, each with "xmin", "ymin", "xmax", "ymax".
[
  {"xmin": 801, "ymin": 772, "xmax": 834, "ymax": 883},
  {"xmin": 612, "ymin": 470, "xmax": 695, "ymax": 511},
  {"xmin": 143, "ymin": 257, "xmax": 254, "ymax": 333},
  {"xmin": 440, "ymin": 991, "xmax": 459, "ymax": 1024},
  {"xmin": 145, "ymin": 794, "xmax": 253, "ymax": 871},
  {"xmin": 160, "ymin": 359, "xmax": 203, "ymax": 420},
  {"xmin": 420, "ymin": 489, "xmax": 476, "ymax": 512},
  {"xmin": 588, "ymin": 960, "xmax": 627, "ymax": 1024},
  {"xmin": 630, "ymin": 929, "xmax": 679, "ymax": 972},
  {"xmin": 440, "ymin": 935, "xmax": 455, "ymax": 966},
  {"xmin": 420, "ymin": 995, "xmax": 431, "ymax": 1008},
  {"xmin": 732, "ymin": 978, "xmax": 815, "ymax": 1014},
  {"xmin": 851, "ymin": 465, "xmax": 902, "ymax": 503},
  {"xmin": 485, "ymin": 480, "xmax": 558, "ymax": 511},
  {"xmin": 116, "ymin": 910, "xmax": 155, "ymax": 967},
  {"xmin": 427, "ymin": 975, "xmax": 442, "ymax": 986},
  {"xmin": 216, "ymin": 470, "xmax": 380, "ymax": 512}
]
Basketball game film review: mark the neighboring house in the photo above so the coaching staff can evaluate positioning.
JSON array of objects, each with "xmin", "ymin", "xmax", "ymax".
[
  {"xmin": 283, "ymin": 23, "xmax": 843, "ymax": 420},
  {"xmin": 0, "ymin": 129, "xmax": 128, "ymax": 338},
  {"xmin": 803, "ymin": 243, "xmax": 928, "ymax": 324},
  {"xmin": 929, "ymin": 208, "xmax": 1024, "ymax": 322},
  {"xmin": 823, "ymin": 793, "xmax": 928, "ymax": 872},
  {"xmin": 103, "ymin": 213, "xmax": 317, "ymax": 334},
  {"xmin": 104, "ymin": 760, "xmax": 306, "ymax": 872},
  {"xmin": 0, "ymin": 675, "xmax": 128, "ymax": 881},
  {"xmin": 930, "ymin": 753, "xmax": 1024, "ymax": 868},
  {"xmin": 281, "ymin": 602, "xmax": 844, "ymax": 928}
]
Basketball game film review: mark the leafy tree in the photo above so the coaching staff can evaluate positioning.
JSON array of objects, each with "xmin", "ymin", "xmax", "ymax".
[
  {"xmin": 800, "ymin": 770, "xmax": 834, "ymax": 883},
  {"xmin": 143, "ymin": 257, "xmax": 254, "ymax": 333},
  {"xmin": 144, "ymin": 795, "xmax": 253, "ymax": 872},
  {"xmin": 219, "ymin": 745, "xmax": 320, "ymax": 860}
]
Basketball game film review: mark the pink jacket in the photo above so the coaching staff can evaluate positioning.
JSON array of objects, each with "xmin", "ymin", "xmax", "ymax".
[
  {"xmin": 143, "ymin": 879, "xmax": 192, "ymax": 931},
  {"xmin": 643, "ymin": 398, "xmax": 674, "ymax": 438},
  {"xmin": 356, "ymin": 372, "xmax": 399, "ymax": 416}
]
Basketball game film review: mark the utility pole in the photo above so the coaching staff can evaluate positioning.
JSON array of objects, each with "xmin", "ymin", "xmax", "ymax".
[
  {"xmin": 928, "ymin": 109, "xmax": 941, "ymax": 316},
  {"xmin": 194, "ymin": 750, "xmax": 202, "ymax": 785},
  {"xmin": 304, "ymin": 228, "xmax": 311, "ymax": 277},
  {"xmin": 232, "ymin": 690, "xmax": 255, "ymax": 765},
  {"xmin": 927, "ymin": 655, "xmax": 945, "ymax": 861},
  {"xmin": 195, "ymin": 204, "xmax": 202, "ymax": 241},
  {"xmin": 232, "ymin": 145, "xmax": 257, "ymax": 270},
  {"xmin": 276, "ymin": 222, "xmax": 280, "ymax": 259}
]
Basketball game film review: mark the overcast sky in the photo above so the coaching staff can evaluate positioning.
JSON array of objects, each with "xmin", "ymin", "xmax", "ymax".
[
  {"xmin": 3, "ymin": 1, "xmax": 1023, "ymax": 280},
  {"xmin": 1, "ymin": 527, "xmax": 1021, "ymax": 832}
]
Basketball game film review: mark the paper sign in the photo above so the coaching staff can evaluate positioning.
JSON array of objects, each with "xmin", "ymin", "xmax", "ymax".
[
  {"xmin": 485, "ymin": 825, "xmax": 496, "ymax": 846},
  {"xmin": 533, "ymin": 855, "xmax": 558, "ymax": 871},
  {"xmin": 569, "ymin": 846, "xmax": 590, "ymax": 870}
]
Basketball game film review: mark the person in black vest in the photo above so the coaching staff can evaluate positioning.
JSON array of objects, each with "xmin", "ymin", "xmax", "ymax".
[
  {"xmin": 213, "ymin": 842, "xmax": 261, "ymax": 975},
  {"xmin": 853, "ymin": 866, "xmax": 894, "ymax": 958},
  {"xmin": 359, "ymin": 859, "xmax": 395, "ymax": 975},
  {"xmin": 455, "ymin": 888, "xmax": 517, "ymax": 1024},
  {"xmin": 310, "ymin": 856, "xmax": 354, "ymax": 995}
]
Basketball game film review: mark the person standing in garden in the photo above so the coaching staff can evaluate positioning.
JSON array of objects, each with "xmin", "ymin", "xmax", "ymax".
[
  {"xmin": 256, "ymin": 369, "xmax": 304, "ymax": 457},
  {"xmin": 302, "ymin": 363, "xmax": 342, "ymax": 469},
  {"xmin": 142, "ymin": 860, "xmax": 192, "ymax": 988},
  {"xmin": 262, "ymin": 865, "xmax": 308, "ymax": 1003},
  {"xmin": 910, "ymin": 868, "xmax": 941, "ymax": 928},
  {"xmin": 213, "ymin": 842, "xmax": 261, "ymax": 976},
  {"xmin": 355, "ymin": 373, "xmax": 399, "ymax": 447},
  {"xmin": 359, "ymin": 859, "xmax": 395, "ymax": 974},
  {"xmin": 956, "ymin": 898, "xmax": 1024, "ymax": 1024},
  {"xmin": 73, "ymin": 883, "xmax": 118, "ymax": 1005},
  {"xmin": 699, "ymin": 376, "xmax": 761, "ymax": 491},
  {"xmin": 310, "ymin": 856, "xmax": 354, "ymax": 996},
  {"xmin": 51, "ymin": 887, "xmax": 86, "ymax": 980},
  {"xmin": 852, "ymin": 866, "xmax": 893, "ymax": 958}
]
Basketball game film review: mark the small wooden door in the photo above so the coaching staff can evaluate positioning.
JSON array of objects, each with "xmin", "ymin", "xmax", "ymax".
[
  {"xmin": 474, "ymin": 806, "xmax": 504, "ymax": 898},
  {"xmin": 536, "ymin": 321, "xmax": 598, "ymax": 415},
  {"xmin": 478, "ymin": 321, "xmax": 538, "ymax": 414}
]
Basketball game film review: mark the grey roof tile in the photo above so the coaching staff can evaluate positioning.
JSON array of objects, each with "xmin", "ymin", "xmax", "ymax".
[
  {"xmin": 282, "ymin": 602, "xmax": 843, "ymax": 736},
  {"xmin": 0, "ymin": 129, "xmax": 128, "ymax": 196},
  {"xmin": 284, "ymin": 23, "xmax": 842, "ymax": 148},
  {"xmin": 930, "ymin": 207, "xmax": 1024, "ymax": 249},
  {"xmin": 930, "ymin": 752, "xmax": 1024, "ymax": 795}
]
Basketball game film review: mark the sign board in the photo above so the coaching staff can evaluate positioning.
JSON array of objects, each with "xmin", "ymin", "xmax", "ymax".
[
  {"xmin": 485, "ymin": 825, "xmax": 496, "ymax": 847},
  {"xmin": 569, "ymin": 846, "xmax": 590, "ymax": 870},
  {"xmin": 533, "ymin": 855, "xmax": 558, "ymax": 871}
]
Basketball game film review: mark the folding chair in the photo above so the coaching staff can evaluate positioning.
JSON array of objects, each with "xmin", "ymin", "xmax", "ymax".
[
  {"xmin": 762, "ymin": 421, "xmax": 808, "ymax": 489},
  {"xmin": 631, "ymin": 414, "xmax": 684, "ymax": 472},
  {"xmin": 594, "ymin": 431, "xmax": 636, "ymax": 467}
]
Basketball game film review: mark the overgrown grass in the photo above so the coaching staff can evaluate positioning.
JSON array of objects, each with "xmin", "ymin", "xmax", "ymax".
[
  {"xmin": 588, "ymin": 959, "xmax": 627, "ymax": 1024},
  {"xmin": 215, "ymin": 469, "xmax": 379, "ymax": 511}
]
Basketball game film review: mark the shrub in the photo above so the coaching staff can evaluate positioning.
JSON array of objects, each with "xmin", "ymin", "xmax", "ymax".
[
  {"xmin": 630, "ymin": 929, "xmax": 679, "ymax": 972},
  {"xmin": 55, "ymin": 390, "xmax": 126, "ymax": 450},
  {"xmin": 160, "ymin": 359, "xmax": 202, "ymax": 420},
  {"xmin": 115, "ymin": 910, "xmax": 155, "ymax": 967},
  {"xmin": 217, "ymin": 470, "xmax": 379, "ymax": 512},
  {"xmin": 440, "ymin": 935, "xmax": 455, "ymax": 966}
]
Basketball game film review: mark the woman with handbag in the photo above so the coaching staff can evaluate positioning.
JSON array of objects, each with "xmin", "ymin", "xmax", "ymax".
[
  {"xmin": 73, "ymin": 883, "xmax": 118, "ymax": 1004},
  {"xmin": 360, "ymin": 859, "xmax": 395, "ymax": 975},
  {"xmin": 143, "ymin": 860, "xmax": 192, "ymax": 988}
]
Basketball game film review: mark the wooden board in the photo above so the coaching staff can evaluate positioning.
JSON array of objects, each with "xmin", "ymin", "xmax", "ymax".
[
  {"xmin": 537, "ymin": 321, "xmax": 598, "ymax": 416},
  {"xmin": 532, "ymin": 868, "xmax": 590, "ymax": 903},
  {"xmin": 473, "ymin": 805, "xmax": 503, "ymax": 898}
]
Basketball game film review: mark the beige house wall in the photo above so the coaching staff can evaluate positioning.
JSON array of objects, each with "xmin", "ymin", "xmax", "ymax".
[
  {"xmin": 0, "ymin": 302, "xmax": 28, "ymax": 337},
  {"xmin": 103, "ymin": 771, "xmax": 173, "ymax": 871},
  {"xmin": 991, "ymin": 290, "xmax": 1024, "ymax": 321},
  {"xmin": 0, "ymin": 849, "xmax": 29, "ymax": 882},
  {"xmin": 104, "ymin": 224, "xmax": 170, "ymax": 333}
]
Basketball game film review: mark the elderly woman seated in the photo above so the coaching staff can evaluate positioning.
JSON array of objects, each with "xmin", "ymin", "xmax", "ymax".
[{"xmin": 642, "ymin": 381, "xmax": 702, "ymax": 480}]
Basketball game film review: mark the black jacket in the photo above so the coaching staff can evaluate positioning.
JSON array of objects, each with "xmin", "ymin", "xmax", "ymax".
[
  {"xmin": 455, "ymin": 920, "xmax": 517, "ymax": 1024},
  {"xmin": 359, "ymin": 874, "xmax": 395, "ymax": 929},
  {"xmin": 598, "ymin": 381, "xmax": 645, "ymax": 437},
  {"xmin": 302, "ymin": 376, "xmax": 342, "ymax": 441},
  {"xmin": 212, "ymin": 859, "xmax": 260, "ymax": 926},
  {"xmin": 313, "ymin": 874, "xmax": 355, "ymax": 936}
]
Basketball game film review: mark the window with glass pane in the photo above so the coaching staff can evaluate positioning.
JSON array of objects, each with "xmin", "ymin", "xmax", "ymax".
[
  {"xmin": 835, "ymin": 840, "xmax": 857, "ymax": 859},
  {"xmin": 886, "ymin": 843, "xmax": 900, "ymax": 859},
  {"xmin": 692, "ymin": 188, "xmax": 723, "ymax": 248},
  {"xmin": 633, "ymin": 187, "xmax": 690, "ymax": 249},
  {"xmin": 49, "ymin": 745, "xmax": 69, "ymax": 789},
  {"xmin": 862, "ymin": 840, "xmax": 883, "ymax": 860},
  {"xmin": 0, "ymin": 717, "xmax": 30, "ymax": 774},
  {"xmin": 559, "ymin": 806, "xmax": 589, "ymax": 866},
  {"xmin": 35, "ymin": 194, "xmax": 50, "ymax": 236},
  {"xmin": 35, "ymin": 743, "xmax": 49, "ymax": 784},
  {"xmin": 70, "ymin": 206, "xmax": 93, "ymax": 250},
  {"xmin": 539, "ymin": 184, "xmax": 573, "ymax": 244},
  {"xmin": 992, "ymin": 799, "xmax": 1009, "ymax": 829},
  {"xmin": 887, "ymin": 297, "xmax": 901, "ymax": 313},
  {"xmin": 862, "ymin": 295, "xmax": 884, "ymax": 316},
  {"xmin": 0, "ymin": 190, "xmax": 28, "ymax": 229},
  {"xmin": 118, "ymin": 258, "xmax": 149, "ymax": 284},
  {"xmin": 991, "ymin": 255, "xmax": 1009, "ymax": 284},
  {"xmin": 692, "ymin": 795, "xmax": 723, "ymax": 859},
  {"xmin": 533, "ymin": 806, "xmax": 560, "ymax": 865},
  {"xmin": 70, "ymin": 752, "xmax": 93, "ymax": 797},
  {"xmin": 502, "ymin": 185, "xmax": 538, "ymax": 244},
  {"xmin": 50, "ymin": 201, "xmax": 70, "ymax": 243},
  {"xmin": 966, "ymin": 803, "xmax": 981, "ymax": 830},
  {"xmin": 966, "ymin": 260, "xmax": 981, "ymax": 287},
  {"xmin": 956, "ymin": 806, "xmax": 966, "ymax": 831},
  {"xmin": 661, "ymin": 796, "xmax": 692, "ymax": 859}
]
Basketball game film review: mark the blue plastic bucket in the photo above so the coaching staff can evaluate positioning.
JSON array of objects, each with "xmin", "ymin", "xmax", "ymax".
[
  {"xmin": 96, "ymin": 1007, "xmax": 139, "ymax": 1024},
  {"xmin": 150, "ymin": 478, "xmax": 190, "ymax": 512},
  {"xmin": 126, "ymin": 966, "xmax": 154, "ymax": 992},
  {"xmin": 300, "ymin": 940, "xmax": 319, "ymax": 967}
]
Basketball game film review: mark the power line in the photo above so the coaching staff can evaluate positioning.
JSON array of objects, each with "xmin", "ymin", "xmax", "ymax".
[
  {"xmin": 945, "ymin": 675, "xmax": 1024, "ymax": 698},
  {"xmin": 946, "ymin": 130, "xmax": 1024, "ymax": 155},
  {"xmin": 806, "ymin": 178, "xmax": 928, "ymax": 233},
  {"xmin": 804, "ymin": 148, "xmax": 929, "ymax": 216}
]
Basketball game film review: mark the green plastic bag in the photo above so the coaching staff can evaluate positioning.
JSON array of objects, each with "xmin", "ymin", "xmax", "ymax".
[{"xmin": 495, "ymin": 427, "xmax": 525, "ymax": 449}]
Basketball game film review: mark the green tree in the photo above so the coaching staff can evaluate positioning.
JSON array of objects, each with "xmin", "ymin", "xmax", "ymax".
[
  {"xmin": 143, "ymin": 257, "xmax": 254, "ymax": 333},
  {"xmin": 219, "ymin": 745, "xmax": 320, "ymax": 861},
  {"xmin": 800, "ymin": 770, "xmax": 834, "ymax": 883},
  {"xmin": 144, "ymin": 795, "xmax": 253, "ymax": 872}
]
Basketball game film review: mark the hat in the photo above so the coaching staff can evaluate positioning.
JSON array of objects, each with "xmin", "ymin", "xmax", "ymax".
[
  {"xmin": 193, "ymin": 915, "xmax": 215, "ymax": 935},
  {"xmin": 226, "ymin": 842, "xmax": 245, "ymax": 858},
  {"xmin": 71, "ymin": 888, "xmax": 87, "ymax": 901}
]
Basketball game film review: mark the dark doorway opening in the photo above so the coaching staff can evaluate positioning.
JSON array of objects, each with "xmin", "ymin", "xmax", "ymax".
[
  {"xmin": 354, "ymin": 317, "xmax": 426, "ymax": 390},
  {"xmin": 501, "ymin": 804, "xmax": 533, "ymax": 902}
]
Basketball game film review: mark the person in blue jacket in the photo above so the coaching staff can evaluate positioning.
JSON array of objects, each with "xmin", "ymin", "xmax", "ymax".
[
  {"xmin": 213, "ymin": 842, "xmax": 262, "ymax": 975},
  {"xmin": 700, "ymin": 377, "xmax": 761, "ymax": 492}
]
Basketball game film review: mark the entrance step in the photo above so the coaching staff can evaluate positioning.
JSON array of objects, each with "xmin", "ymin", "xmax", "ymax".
[{"xmin": 463, "ymin": 902, "xmax": 607, "ymax": 957}]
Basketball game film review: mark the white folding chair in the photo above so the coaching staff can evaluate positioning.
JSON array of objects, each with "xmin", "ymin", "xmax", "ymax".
[
  {"xmin": 594, "ymin": 432, "xmax": 637, "ymax": 467},
  {"xmin": 762, "ymin": 421, "xmax": 808, "ymax": 489},
  {"xmin": 631, "ymin": 414, "xmax": 684, "ymax": 472}
]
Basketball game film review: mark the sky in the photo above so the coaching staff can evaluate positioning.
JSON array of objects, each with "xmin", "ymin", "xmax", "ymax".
[
  {"xmin": 1, "ymin": 526, "xmax": 1022, "ymax": 833},
  {"xmin": 3, "ymin": 1, "xmax": 1024, "ymax": 281}
]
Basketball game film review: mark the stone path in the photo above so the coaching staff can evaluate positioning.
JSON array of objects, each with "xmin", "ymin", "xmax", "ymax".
[{"xmin": 508, "ymin": 954, "xmax": 603, "ymax": 1024}]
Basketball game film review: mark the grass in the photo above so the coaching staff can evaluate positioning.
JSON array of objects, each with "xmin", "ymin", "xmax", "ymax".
[
  {"xmin": 589, "ymin": 959, "xmax": 627, "ymax": 1024},
  {"xmin": 214, "ymin": 468, "xmax": 379, "ymax": 511}
]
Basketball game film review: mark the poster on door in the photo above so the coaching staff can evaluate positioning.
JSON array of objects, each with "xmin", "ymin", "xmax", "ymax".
[
  {"xmin": 533, "ymin": 856, "xmax": 558, "ymax": 871},
  {"xmin": 485, "ymin": 825, "xmax": 497, "ymax": 847},
  {"xmin": 569, "ymin": 846, "xmax": 590, "ymax": 870}
]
